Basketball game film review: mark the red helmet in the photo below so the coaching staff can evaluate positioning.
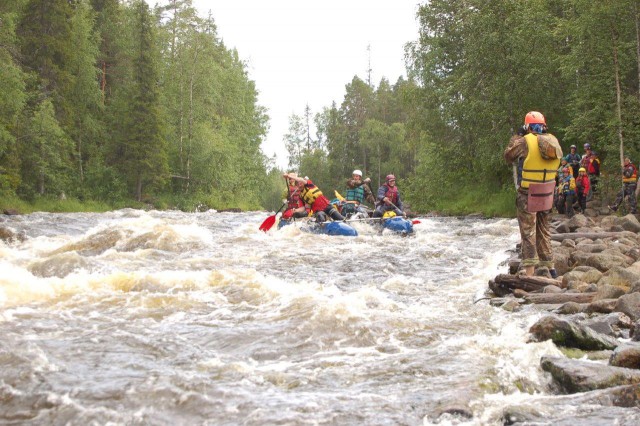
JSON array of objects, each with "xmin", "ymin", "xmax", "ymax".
[
  {"xmin": 524, "ymin": 111, "xmax": 546, "ymax": 125},
  {"xmin": 386, "ymin": 174, "xmax": 396, "ymax": 181}
]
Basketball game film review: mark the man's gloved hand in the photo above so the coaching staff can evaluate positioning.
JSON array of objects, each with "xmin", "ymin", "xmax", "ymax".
[{"xmin": 364, "ymin": 178, "xmax": 371, "ymax": 183}]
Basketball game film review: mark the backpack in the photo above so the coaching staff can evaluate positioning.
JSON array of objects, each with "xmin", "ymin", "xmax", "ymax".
[{"xmin": 536, "ymin": 134, "xmax": 563, "ymax": 160}]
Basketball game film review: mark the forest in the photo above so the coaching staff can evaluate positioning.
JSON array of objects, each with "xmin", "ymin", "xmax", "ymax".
[{"xmin": 2, "ymin": 0, "xmax": 640, "ymax": 215}]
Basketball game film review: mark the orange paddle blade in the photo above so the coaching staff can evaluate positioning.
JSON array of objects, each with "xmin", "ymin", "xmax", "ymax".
[{"xmin": 259, "ymin": 214, "xmax": 277, "ymax": 232}]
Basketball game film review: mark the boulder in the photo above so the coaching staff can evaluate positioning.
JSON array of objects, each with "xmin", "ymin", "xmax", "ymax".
[
  {"xmin": 619, "ymin": 214, "xmax": 640, "ymax": 233},
  {"xmin": 583, "ymin": 313, "xmax": 632, "ymax": 337},
  {"xmin": 615, "ymin": 293, "xmax": 640, "ymax": 321},
  {"xmin": 597, "ymin": 266, "xmax": 640, "ymax": 292},
  {"xmin": 541, "ymin": 356, "xmax": 640, "ymax": 393},
  {"xmin": 529, "ymin": 315, "xmax": 619, "ymax": 350},
  {"xmin": 566, "ymin": 214, "xmax": 592, "ymax": 231},
  {"xmin": 610, "ymin": 344, "xmax": 640, "ymax": 369},
  {"xmin": 562, "ymin": 267, "xmax": 602, "ymax": 287},
  {"xmin": 586, "ymin": 252, "xmax": 632, "ymax": 272},
  {"xmin": 554, "ymin": 302, "xmax": 586, "ymax": 315},
  {"xmin": 585, "ymin": 299, "xmax": 618, "ymax": 315},
  {"xmin": 593, "ymin": 284, "xmax": 627, "ymax": 301}
]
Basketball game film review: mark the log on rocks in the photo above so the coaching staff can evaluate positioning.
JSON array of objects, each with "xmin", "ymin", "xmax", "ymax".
[
  {"xmin": 541, "ymin": 356, "xmax": 640, "ymax": 393},
  {"xmin": 551, "ymin": 231, "xmax": 637, "ymax": 241},
  {"xmin": 493, "ymin": 273, "xmax": 565, "ymax": 293},
  {"xmin": 524, "ymin": 292, "xmax": 596, "ymax": 305}
]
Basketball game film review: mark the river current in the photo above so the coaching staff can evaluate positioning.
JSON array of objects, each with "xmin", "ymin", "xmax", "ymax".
[{"xmin": 0, "ymin": 210, "xmax": 639, "ymax": 425}]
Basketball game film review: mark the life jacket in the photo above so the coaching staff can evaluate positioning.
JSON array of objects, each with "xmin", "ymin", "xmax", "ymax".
[
  {"xmin": 301, "ymin": 180, "xmax": 329, "ymax": 212},
  {"xmin": 383, "ymin": 184, "xmax": 399, "ymax": 205},
  {"xmin": 346, "ymin": 185, "xmax": 365, "ymax": 204},
  {"xmin": 581, "ymin": 153, "xmax": 600, "ymax": 175},
  {"xmin": 623, "ymin": 163, "xmax": 638, "ymax": 183},
  {"xmin": 561, "ymin": 175, "xmax": 576, "ymax": 194},
  {"xmin": 287, "ymin": 186, "xmax": 304, "ymax": 209},
  {"xmin": 566, "ymin": 153, "xmax": 581, "ymax": 165},
  {"xmin": 521, "ymin": 133, "xmax": 560, "ymax": 189},
  {"xmin": 576, "ymin": 174, "xmax": 590, "ymax": 194}
]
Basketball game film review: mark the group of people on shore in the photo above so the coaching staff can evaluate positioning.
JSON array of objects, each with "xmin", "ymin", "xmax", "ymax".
[
  {"xmin": 505, "ymin": 110, "xmax": 639, "ymax": 279},
  {"xmin": 281, "ymin": 171, "xmax": 405, "ymax": 224},
  {"xmin": 554, "ymin": 143, "xmax": 600, "ymax": 217}
]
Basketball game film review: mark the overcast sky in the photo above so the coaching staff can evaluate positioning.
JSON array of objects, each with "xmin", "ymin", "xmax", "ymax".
[{"xmin": 190, "ymin": 0, "xmax": 421, "ymax": 168}]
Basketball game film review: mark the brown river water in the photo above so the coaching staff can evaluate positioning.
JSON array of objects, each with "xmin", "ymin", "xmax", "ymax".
[{"xmin": 0, "ymin": 209, "xmax": 639, "ymax": 425}]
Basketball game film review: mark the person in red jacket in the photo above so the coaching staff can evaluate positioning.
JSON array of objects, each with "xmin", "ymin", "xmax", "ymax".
[
  {"xmin": 282, "ymin": 173, "xmax": 309, "ymax": 219},
  {"xmin": 283, "ymin": 173, "xmax": 344, "ymax": 222},
  {"xmin": 575, "ymin": 167, "xmax": 590, "ymax": 213}
]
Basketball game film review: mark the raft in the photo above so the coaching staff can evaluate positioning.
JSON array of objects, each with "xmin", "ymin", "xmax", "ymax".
[
  {"xmin": 380, "ymin": 216, "xmax": 414, "ymax": 235},
  {"xmin": 278, "ymin": 218, "xmax": 358, "ymax": 236}
]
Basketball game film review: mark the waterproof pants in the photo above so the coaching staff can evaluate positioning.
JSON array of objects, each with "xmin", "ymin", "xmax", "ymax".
[
  {"xmin": 516, "ymin": 190, "xmax": 554, "ymax": 269},
  {"xmin": 613, "ymin": 183, "xmax": 637, "ymax": 213}
]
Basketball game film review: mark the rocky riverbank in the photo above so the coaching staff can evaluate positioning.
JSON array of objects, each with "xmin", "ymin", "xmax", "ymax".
[{"xmin": 488, "ymin": 207, "xmax": 640, "ymax": 409}]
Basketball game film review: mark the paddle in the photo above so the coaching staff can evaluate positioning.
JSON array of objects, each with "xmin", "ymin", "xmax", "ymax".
[
  {"xmin": 259, "ymin": 202, "xmax": 286, "ymax": 232},
  {"xmin": 380, "ymin": 198, "xmax": 420, "ymax": 224}
]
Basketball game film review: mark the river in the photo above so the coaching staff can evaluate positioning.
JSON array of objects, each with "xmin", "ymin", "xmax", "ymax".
[{"xmin": 0, "ymin": 210, "xmax": 638, "ymax": 425}]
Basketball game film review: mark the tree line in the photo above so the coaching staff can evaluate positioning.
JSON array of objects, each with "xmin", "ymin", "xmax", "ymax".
[
  {"xmin": 0, "ymin": 0, "xmax": 269, "ymax": 210},
  {"xmin": 284, "ymin": 0, "xmax": 640, "ymax": 214}
]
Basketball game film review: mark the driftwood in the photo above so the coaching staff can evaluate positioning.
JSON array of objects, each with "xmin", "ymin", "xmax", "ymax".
[
  {"xmin": 551, "ymin": 231, "xmax": 637, "ymax": 241},
  {"xmin": 493, "ymin": 273, "xmax": 564, "ymax": 291},
  {"xmin": 523, "ymin": 292, "xmax": 596, "ymax": 305}
]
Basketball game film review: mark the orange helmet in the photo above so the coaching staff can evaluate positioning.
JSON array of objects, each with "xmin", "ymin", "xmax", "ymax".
[{"xmin": 524, "ymin": 111, "xmax": 546, "ymax": 125}]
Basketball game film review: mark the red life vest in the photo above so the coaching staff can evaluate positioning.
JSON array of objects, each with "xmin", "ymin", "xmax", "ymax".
[
  {"xmin": 384, "ymin": 184, "xmax": 399, "ymax": 205},
  {"xmin": 287, "ymin": 186, "xmax": 304, "ymax": 209}
]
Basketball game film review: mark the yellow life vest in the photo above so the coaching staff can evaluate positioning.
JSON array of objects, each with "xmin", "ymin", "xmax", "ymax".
[
  {"xmin": 301, "ymin": 185, "xmax": 323, "ymax": 205},
  {"xmin": 521, "ymin": 134, "xmax": 560, "ymax": 189},
  {"xmin": 623, "ymin": 164, "xmax": 638, "ymax": 183}
]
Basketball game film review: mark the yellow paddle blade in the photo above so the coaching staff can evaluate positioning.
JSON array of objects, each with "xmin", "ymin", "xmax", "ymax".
[{"xmin": 334, "ymin": 190, "xmax": 345, "ymax": 201}]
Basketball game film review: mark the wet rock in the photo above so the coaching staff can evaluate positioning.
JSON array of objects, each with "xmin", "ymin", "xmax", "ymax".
[
  {"xmin": 561, "ymin": 239, "xmax": 576, "ymax": 248},
  {"xmin": 555, "ymin": 302, "xmax": 585, "ymax": 315},
  {"xmin": 585, "ymin": 299, "xmax": 618, "ymax": 315},
  {"xmin": 0, "ymin": 226, "xmax": 25, "ymax": 243},
  {"xmin": 615, "ymin": 293, "xmax": 640, "ymax": 321},
  {"xmin": 631, "ymin": 320, "xmax": 640, "ymax": 341},
  {"xmin": 529, "ymin": 315, "xmax": 619, "ymax": 350},
  {"xmin": 583, "ymin": 313, "xmax": 631, "ymax": 337},
  {"xmin": 541, "ymin": 355, "xmax": 640, "ymax": 393},
  {"xmin": 28, "ymin": 253, "xmax": 90, "ymax": 278},
  {"xmin": 610, "ymin": 344, "xmax": 640, "ymax": 369},
  {"xmin": 501, "ymin": 299, "xmax": 521, "ymax": 312},
  {"xmin": 2, "ymin": 208, "xmax": 20, "ymax": 215}
]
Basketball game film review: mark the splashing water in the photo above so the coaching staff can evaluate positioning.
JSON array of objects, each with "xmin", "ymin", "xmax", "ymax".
[{"xmin": 0, "ymin": 210, "xmax": 637, "ymax": 425}]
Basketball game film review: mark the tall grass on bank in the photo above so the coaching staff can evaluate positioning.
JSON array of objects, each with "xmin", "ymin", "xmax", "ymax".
[{"xmin": 429, "ymin": 186, "xmax": 515, "ymax": 218}]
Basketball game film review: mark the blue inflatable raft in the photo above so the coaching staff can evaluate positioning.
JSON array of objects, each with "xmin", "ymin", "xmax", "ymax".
[
  {"xmin": 381, "ymin": 217, "xmax": 414, "ymax": 236},
  {"xmin": 278, "ymin": 218, "xmax": 358, "ymax": 236}
]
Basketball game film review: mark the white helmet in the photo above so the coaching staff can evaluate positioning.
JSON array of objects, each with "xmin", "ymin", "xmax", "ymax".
[{"xmin": 352, "ymin": 169, "xmax": 363, "ymax": 176}]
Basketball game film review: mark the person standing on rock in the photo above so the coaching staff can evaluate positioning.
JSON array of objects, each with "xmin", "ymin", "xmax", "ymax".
[
  {"xmin": 575, "ymin": 167, "xmax": 590, "ymax": 213},
  {"xmin": 504, "ymin": 111, "xmax": 562, "ymax": 278},
  {"xmin": 609, "ymin": 157, "xmax": 638, "ymax": 214}
]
